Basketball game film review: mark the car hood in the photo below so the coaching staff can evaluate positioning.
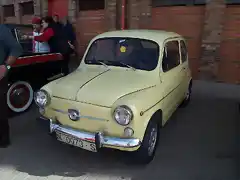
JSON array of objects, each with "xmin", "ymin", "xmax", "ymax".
[{"xmin": 51, "ymin": 67, "xmax": 157, "ymax": 107}]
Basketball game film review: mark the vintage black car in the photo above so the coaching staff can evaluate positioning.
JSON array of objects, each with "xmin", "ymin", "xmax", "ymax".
[{"xmin": 5, "ymin": 24, "xmax": 65, "ymax": 114}]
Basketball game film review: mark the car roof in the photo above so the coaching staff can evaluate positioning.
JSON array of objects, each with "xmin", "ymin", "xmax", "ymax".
[{"xmin": 93, "ymin": 29, "xmax": 183, "ymax": 44}]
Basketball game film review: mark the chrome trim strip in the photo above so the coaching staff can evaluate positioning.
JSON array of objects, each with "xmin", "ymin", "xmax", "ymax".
[
  {"xmin": 39, "ymin": 116, "xmax": 49, "ymax": 121},
  {"xmin": 140, "ymin": 82, "xmax": 182, "ymax": 116},
  {"xmin": 49, "ymin": 120, "xmax": 141, "ymax": 148},
  {"xmin": 18, "ymin": 53, "xmax": 62, "ymax": 59},
  {"xmin": 51, "ymin": 108, "xmax": 108, "ymax": 121}
]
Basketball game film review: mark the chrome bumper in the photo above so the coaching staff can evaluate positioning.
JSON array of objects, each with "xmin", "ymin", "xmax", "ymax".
[{"xmin": 48, "ymin": 119, "xmax": 141, "ymax": 149}]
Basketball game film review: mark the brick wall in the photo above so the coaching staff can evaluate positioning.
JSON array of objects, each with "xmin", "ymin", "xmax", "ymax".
[
  {"xmin": 218, "ymin": 5, "xmax": 240, "ymax": 84},
  {"xmin": 127, "ymin": 0, "xmax": 152, "ymax": 29},
  {"xmin": 151, "ymin": 6, "xmax": 205, "ymax": 79},
  {"xmin": 198, "ymin": 0, "xmax": 226, "ymax": 81},
  {"xmin": 150, "ymin": 2, "xmax": 240, "ymax": 84},
  {"xmin": 1, "ymin": 0, "xmax": 41, "ymax": 24},
  {"xmin": 1, "ymin": 0, "xmax": 240, "ymax": 84},
  {"xmin": 76, "ymin": 10, "xmax": 106, "ymax": 55},
  {"xmin": 75, "ymin": 0, "xmax": 116, "ymax": 55}
]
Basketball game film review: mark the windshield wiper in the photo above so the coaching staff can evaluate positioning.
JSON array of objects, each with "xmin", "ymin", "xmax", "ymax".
[
  {"xmin": 94, "ymin": 59, "xmax": 109, "ymax": 69},
  {"xmin": 118, "ymin": 61, "xmax": 136, "ymax": 71}
]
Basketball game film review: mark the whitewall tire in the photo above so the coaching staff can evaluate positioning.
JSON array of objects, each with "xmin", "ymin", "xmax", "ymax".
[{"xmin": 7, "ymin": 81, "xmax": 33, "ymax": 113}]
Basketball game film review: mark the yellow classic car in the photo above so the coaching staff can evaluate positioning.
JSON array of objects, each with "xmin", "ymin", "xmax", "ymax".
[{"xmin": 34, "ymin": 30, "xmax": 192, "ymax": 164}]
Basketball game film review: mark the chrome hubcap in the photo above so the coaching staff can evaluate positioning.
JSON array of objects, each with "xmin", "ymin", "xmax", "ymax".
[
  {"xmin": 10, "ymin": 87, "xmax": 29, "ymax": 107},
  {"xmin": 148, "ymin": 126, "xmax": 158, "ymax": 156}
]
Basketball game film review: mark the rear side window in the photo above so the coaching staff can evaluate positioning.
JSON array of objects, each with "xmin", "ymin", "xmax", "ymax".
[
  {"xmin": 180, "ymin": 40, "xmax": 187, "ymax": 63},
  {"xmin": 162, "ymin": 40, "xmax": 180, "ymax": 72}
]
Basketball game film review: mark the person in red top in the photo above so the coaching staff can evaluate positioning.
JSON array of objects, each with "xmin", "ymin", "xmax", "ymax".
[
  {"xmin": 25, "ymin": 16, "xmax": 72, "ymax": 75},
  {"xmin": 24, "ymin": 18, "xmax": 53, "ymax": 47},
  {"xmin": 29, "ymin": 17, "xmax": 50, "ymax": 53},
  {"xmin": 33, "ymin": 18, "xmax": 54, "ymax": 45}
]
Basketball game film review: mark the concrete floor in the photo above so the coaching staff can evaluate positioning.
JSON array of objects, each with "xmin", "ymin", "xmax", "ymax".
[{"xmin": 0, "ymin": 80, "xmax": 239, "ymax": 180}]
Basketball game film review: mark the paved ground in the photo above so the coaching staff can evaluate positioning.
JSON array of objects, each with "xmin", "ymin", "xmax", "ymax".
[{"xmin": 0, "ymin": 80, "xmax": 239, "ymax": 180}]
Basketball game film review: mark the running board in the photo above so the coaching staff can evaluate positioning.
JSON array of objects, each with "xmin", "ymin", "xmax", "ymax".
[{"xmin": 47, "ymin": 73, "xmax": 64, "ymax": 81}]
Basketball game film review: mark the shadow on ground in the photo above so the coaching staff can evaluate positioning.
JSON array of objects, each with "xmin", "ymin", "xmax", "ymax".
[{"xmin": 0, "ymin": 81, "xmax": 239, "ymax": 180}]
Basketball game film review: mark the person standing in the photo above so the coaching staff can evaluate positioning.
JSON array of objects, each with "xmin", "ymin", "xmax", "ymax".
[
  {"xmin": 0, "ymin": 24, "xmax": 22, "ymax": 148},
  {"xmin": 32, "ymin": 17, "xmax": 50, "ymax": 53},
  {"xmin": 62, "ymin": 16, "xmax": 76, "ymax": 51},
  {"xmin": 53, "ymin": 14, "xmax": 63, "ymax": 29},
  {"xmin": 25, "ymin": 16, "xmax": 72, "ymax": 75},
  {"xmin": 61, "ymin": 16, "xmax": 78, "ymax": 72}
]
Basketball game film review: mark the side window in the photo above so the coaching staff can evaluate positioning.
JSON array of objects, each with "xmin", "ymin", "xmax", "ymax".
[
  {"xmin": 180, "ymin": 40, "xmax": 187, "ymax": 63},
  {"xmin": 162, "ymin": 41, "xmax": 180, "ymax": 72}
]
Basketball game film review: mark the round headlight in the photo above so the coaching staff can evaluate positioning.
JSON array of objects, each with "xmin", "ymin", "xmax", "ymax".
[
  {"xmin": 113, "ymin": 105, "xmax": 133, "ymax": 126},
  {"xmin": 34, "ymin": 89, "xmax": 51, "ymax": 108}
]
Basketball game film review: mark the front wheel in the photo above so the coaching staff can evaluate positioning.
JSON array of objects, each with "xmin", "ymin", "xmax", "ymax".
[{"xmin": 133, "ymin": 119, "xmax": 159, "ymax": 164}]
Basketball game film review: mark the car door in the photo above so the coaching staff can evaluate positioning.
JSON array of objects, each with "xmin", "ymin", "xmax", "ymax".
[
  {"xmin": 160, "ymin": 39, "xmax": 183, "ymax": 123},
  {"xmin": 180, "ymin": 40, "xmax": 190, "ymax": 97}
]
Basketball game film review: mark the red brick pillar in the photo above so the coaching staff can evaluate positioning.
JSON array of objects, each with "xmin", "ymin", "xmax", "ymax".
[
  {"xmin": 0, "ymin": 6, "xmax": 3, "ymax": 23},
  {"xmin": 128, "ymin": 0, "xmax": 140, "ymax": 29},
  {"xmin": 33, "ymin": 0, "xmax": 41, "ymax": 17},
  {"xmin": 105, "ymin": 0, "xmax": 117, "ymax": 31},
  {"xmin": 198, "ymin": 0, "xmax": 226, "ymax": 80},
  {"xmin": 41, "ymin": 0, "xmax": 48, "ymax": 17},
  {"xmin": 14, "ymin": 2, "xmax": 21, "ymax": 23},
  {"xmin": 128, "ymin": 0, "xmax": 151, "ymax": 29},
  {"xmin": 139, "ymin": 0, "xmax": 152, "ymax": 29},
  {"xmin": 68, "ymin": 0, "xmax": 77, "ymax": 23}
]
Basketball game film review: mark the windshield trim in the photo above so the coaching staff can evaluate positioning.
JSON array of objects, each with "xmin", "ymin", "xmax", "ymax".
[{"xmin": 83, "ymin": 37, "xmax": 160, "ymax": 71}]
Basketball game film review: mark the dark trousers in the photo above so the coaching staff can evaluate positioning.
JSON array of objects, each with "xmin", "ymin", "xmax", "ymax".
[
  {"xmin": 62, "ymin": 53, "xmax": 70, "ymax": 75},
  {"xmin": 0, "ymin": 76, "xmax": 9, "ymax": 142}
]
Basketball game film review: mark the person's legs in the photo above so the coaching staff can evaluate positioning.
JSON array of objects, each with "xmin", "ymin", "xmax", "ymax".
[
  {"xmin": 62, "ymin": 54, "xmax": 70, "ymax": 75},
  {"xmin": 0, "ymin": 76, "xmax": 10, "ymax": 148}
]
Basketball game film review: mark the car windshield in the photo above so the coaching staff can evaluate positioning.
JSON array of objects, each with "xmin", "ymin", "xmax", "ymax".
[{"xmin": 84, "ymin": 37, "xmax": 159, "ymax": 71}]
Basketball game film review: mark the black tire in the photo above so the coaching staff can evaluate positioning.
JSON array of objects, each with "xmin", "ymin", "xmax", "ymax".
[
  {"xmin": 181, "ymin": 82, "xmax": 192, "ymax": 107},
  {"xmin": 132, "ymin": 118, "xmax": 160, "ymax": 164}
]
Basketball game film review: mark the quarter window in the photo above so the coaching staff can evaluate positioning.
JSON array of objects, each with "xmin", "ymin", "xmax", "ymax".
[
  {"xmin": 180, "ymin": 40, "xmax": 187, "ymax": 63},
  {"xmin": 162, "ymin": 41, "xmax": 180, "ymax": 72}
]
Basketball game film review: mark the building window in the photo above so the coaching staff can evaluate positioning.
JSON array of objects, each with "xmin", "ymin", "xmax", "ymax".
[
  {"xmin": 3, "ymin": 5, "xmax": 15, "ymax": 17},
  {"xmin": 20, "ymin": 1, "xmax": 34, "ymax": 15},
  {"xmin": 152, "ymin": 0, "xmax": 206, "ymax": 6},
  {"xmin": 152, "ymin": 0, "xmax": 240, "ymax": 6},
  {"xmin": 78, "ymin": 0, "xmax": 105, "ymax": 11},
  {"xmin": 226, "ymin": 0, "xmax": 240, "ymax": 4}
]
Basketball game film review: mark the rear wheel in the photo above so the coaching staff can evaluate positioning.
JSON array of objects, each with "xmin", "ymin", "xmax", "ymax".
[
  {"xmin": 181, "ymin": 81, "xmax": 192, "ymax": 107},
  {"xmin": 7, "ymin": 81, "xmax": 34, "ymax": 113},
  {"xmin": 133, "ymin": 118, "xmax": 159, "ymax": 164}
]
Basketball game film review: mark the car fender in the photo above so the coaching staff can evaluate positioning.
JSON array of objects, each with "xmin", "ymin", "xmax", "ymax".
[{"xmin": 111, "ymin": 84, "xmax": 164, "ymax": 140}]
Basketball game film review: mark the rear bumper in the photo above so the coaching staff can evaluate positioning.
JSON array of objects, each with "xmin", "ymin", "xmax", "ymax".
[{"xmin": 43, "ymin": 117, "xmax": 141, "ymax": 150}]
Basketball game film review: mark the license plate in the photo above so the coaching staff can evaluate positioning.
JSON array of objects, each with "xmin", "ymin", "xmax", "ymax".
[{"xmin": 55, "ymin": 130, "xmax": 97, "ymax": 152}]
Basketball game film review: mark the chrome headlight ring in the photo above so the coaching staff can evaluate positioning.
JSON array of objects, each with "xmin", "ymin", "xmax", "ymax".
[
  {"xmin": 113, "ymin": 105, "xmax": 133, "ymax": 126},
  {"xmin": 34, "ymin": 89, "xmax": 51, "ymax": 108}
]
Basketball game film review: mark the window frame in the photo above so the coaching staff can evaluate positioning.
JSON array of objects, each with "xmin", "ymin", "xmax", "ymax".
[
  {"xmin": 3, "ymin": 5, "xmax": 15, "ymax": 17},
  {"xmin": 78, "ymin": 0, "xmax": 105, "ymax": 11},
  {"xmin": 161, "ymin": 39, "xmax": 181, "ymax": 73},
  {"xmin": 152, "ymin": 0, "xmax": 240, "ymax": 7},
  {"xmin": 20, "ymin": 1, "xmax": 34, "ymax": 16}
]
